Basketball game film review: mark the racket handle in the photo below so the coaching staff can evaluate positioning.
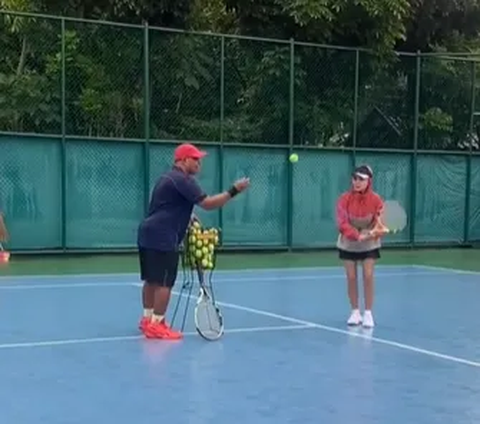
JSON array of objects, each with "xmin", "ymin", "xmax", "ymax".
[
  {"xmin": 369, "ymin": 227, "xmax": 389, "ymax": 237},
  {"xmin": 194, "ymin": 261, "xmax": 205, "ymax": 284},
  {"xmin": 377, "ymin": 228, "xmax": 397, "ymax": 235}
]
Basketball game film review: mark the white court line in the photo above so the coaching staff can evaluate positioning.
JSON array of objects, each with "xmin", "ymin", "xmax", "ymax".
[
  {"xmin": 0, "ymin": 324, "xmax": 313, "ymax": 350},
  {"xmin": 0, "ymin": 264, "xmax": 414, "ymax": 280},
  {"xmin": 169, "ymin": 288, "xmax": 480, "ymax": 369},
  {"xmin": 413, "ymin": 264, "xmax": 480, "ymax": 276},
  {"xmin": 2, "ymin": 285, "xmax": 478, "ymax": 368},
  {"xmin": 0, "ymin": 270, "xmax": 447, "ymax": 290},
  {"xmin": 4, "ymin": 263, "xmax": 478, "ymax": 282},
  {"xmin": 0, "ymin": 282, "xmax": 137, "ymax": 290}
]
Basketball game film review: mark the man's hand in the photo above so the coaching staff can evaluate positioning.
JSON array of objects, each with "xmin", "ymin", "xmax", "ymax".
[
  {"xmin": 233, "ymin": 177, "xmax": 250, "ymax": 193},
  {"xmin": 198, "ymin": 177, "xmax": 250, "ymax": 210}
]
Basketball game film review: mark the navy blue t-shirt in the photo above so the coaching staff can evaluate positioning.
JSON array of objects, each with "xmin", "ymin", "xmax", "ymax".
[{"xmin": 137, "ymin": 166, "xmax": 207, "ymax": 251}]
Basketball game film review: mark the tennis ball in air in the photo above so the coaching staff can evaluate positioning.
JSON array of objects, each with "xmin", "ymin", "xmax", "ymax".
[{"xmin": 289, "ymin": 153, "xmax": 299, "ymax": 163}]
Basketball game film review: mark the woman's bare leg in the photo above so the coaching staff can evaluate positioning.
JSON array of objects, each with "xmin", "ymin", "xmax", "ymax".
[
  {"xmin": 344, "ymin": 260, "xmax": 362, "ymax": 325},
  {"xmin": 361, "ymin": 258, "xmax": 375, "ymax": 327}
]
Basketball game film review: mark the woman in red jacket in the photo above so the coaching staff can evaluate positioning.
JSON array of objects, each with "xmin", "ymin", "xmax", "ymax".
[{"xmin": 336, "ymin": 165, "xmax": 384, "ymax": 328}]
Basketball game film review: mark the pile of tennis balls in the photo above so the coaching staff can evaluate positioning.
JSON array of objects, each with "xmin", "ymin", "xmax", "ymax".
[{"xmin": 185, "ymin": 220, "xmax": 220, "ymax": 270}]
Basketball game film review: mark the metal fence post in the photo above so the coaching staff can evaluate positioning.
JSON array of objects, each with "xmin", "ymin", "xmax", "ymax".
[
  {"xmin": 218, "ymin": 35, "xmax": 225, "ymax": 239},
  {"xmin": 352, "ymin": 49, "xmax": 360, "ymax": 167},
  {"xmin": 143, "ymin": 22, "xmax": 151, "ymax": 214},
  {"xmin": 410, "ymin": 51, "xmax": 421, "ymax": 246},
  {"xmin": 464, "ymin": 60, "xmax": 476, "ymax": 244},
  {"xmin": 60, "ymin": 17, "xmax": 67, "ymax": 251},
  {"xmin": 286, "ymin": 38, "xmax": 295, "ymax": 250}
]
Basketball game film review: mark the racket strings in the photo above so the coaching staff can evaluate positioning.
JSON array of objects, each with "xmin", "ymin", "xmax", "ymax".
[
  {"xmin": 196, "ymin": 299, "xmax": 222, "ymax": 337},
  {"xmin": 197, "ymin": 269, "xmax": 222, "ymax": 334},
  {"xmin": 381, "ymin": 200, "xmax": 407, "ymax": 232}
]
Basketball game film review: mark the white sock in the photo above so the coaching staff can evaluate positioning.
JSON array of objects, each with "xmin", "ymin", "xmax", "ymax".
[
  {"xmin": 152, "ymin": 314, "xmax": 164, "ymax": 323},
  {"xmin": 143, "ymin": 308, "xmax": 153, "ymax": 318}
]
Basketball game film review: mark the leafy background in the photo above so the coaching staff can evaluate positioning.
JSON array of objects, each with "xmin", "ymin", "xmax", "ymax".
[{"xmin": 1, "ymin": 0, "xmax": 480, "ymax": 151}]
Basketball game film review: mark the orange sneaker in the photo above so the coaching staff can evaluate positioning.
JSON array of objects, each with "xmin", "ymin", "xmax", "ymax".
[
  {"xmin": 160, "ymin": 322, "xmax": 183, "ymax": 340},
  {"xmin": 138, "ymin": 317, "xmax": 151, "ymax": 333},
  {"xmin": 144, "ymin": 320, "xmax": 183, "ymax": 340}
]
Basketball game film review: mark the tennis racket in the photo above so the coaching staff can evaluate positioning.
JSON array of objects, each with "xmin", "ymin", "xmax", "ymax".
[
  {"xmin": 194, "ymin": 263, "xmax": 224, "ymax": 341},
  {"xmin": 371, "ymin": 200, "xmax": 408, "ymax": 236}
]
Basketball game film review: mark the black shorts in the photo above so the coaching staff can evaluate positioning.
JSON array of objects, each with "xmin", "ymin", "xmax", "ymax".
[
  {"xmin": 338, "ymin": 248, "xmax": 380, "ymax": 262},
  {"xmin": 138, "ymin": 248, "xmax": 180, "ymax": 288}
]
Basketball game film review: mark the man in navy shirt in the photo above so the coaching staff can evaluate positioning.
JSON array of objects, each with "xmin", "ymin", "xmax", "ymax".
[{"xmin": 138, "ymin": 143, "xmax": 250, "ymax": 340}]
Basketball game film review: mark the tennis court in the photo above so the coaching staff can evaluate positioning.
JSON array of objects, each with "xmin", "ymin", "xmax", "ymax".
[{"xmin": 0, "ymin": 253, "xmax": 479, "ymax": 424}]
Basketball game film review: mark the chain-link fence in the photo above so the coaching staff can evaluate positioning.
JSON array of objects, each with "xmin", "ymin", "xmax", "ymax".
[
  {"xmin": 0, "ymin": 14, "xmax": 62, "ymax": 134},
  {"xmin": 0, "ymin": 11, "xmax": 479, "ymax": 251}
]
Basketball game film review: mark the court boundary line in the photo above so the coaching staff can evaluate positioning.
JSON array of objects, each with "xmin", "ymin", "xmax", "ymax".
[
  {"xmin": 2, "ymin": 263, "xmax": 479, "ymax": 281},
  {"xmin": 0, "ymin": 269, "xmax": 447, "ymax": 290},
  {"xmin": 0, "ymin": 324, "xmax": 314, "ymax": 349},
  {"xmin": 170, "ymin": 287, "xmax": 480, "ymax": 369},
  {"xmin": 412, "ymin": 264, "xmax": 480, "ymax": 276},
  {"xmin": 0, "ymin": 264, "xmax": 415, "ymax": 280}
]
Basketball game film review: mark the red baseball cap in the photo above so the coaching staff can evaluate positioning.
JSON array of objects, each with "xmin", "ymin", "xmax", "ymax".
[{"xmin": 174, "ymin": 143, "xmax": 208, "ymax": 161}]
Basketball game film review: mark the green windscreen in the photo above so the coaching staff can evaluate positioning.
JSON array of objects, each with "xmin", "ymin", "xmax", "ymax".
[
  {"xmin": 221, "ymin": 148, "xmax": 288, "ymax": 246},
  {"xmin": 65, "ymin": 139, "xmax": 145, "ymax": 248},
  {"xmin": 292, "ymin": 151, "xmax": 351, "ymax": 247},
  {"xmin": 0, "ymin": 137, "xmax": 62, "ymax": 249},
  {"xmin": 414, "ymin": 155, "xmax": 467, "ymax": 243},
  {"xmin": 469, "ymin": 156, "xmax": 480, "ymax": 242},
  {"xmin": 0, "ymin": 136, "xmax": 478, "ymax": 250}
]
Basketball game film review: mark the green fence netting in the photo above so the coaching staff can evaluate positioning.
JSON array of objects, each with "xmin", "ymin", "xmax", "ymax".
[
  {"xmin": 0, "ymin": 11, "xmax": 479, "ymax": 251},
  {"xmin": 1, "ymin": 137, "xmax": 479, "ymax": 250}
]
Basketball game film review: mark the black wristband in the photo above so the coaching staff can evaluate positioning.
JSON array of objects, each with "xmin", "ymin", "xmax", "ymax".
[{"xmin": 228, "ymin": 186, "xmax": 239, "ymax": 197}]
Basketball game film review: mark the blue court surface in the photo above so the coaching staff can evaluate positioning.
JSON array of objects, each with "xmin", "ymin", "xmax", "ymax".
[{"xmin": 0, "ymin": 264, "xmax": 480, "ymax": 423}]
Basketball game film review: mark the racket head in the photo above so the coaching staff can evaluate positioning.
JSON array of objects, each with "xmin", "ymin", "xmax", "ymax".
[
  {"xmin": 379, "ymin": 200, "xmax": 407, "ymax": 233},
  {"xmin": 194, "ymin": 288, "xmax": 224, "ymax": 341}
]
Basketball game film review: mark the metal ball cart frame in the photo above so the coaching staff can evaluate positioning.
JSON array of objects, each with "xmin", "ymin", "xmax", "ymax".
[{"xmin": 170, "ymin": 223, "xmax": 222, "ymax": 340}]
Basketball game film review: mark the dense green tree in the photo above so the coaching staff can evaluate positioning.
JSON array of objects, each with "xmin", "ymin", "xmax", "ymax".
[{"xmin": 1, "ymin": 0, "xmax": 480, "ymax": 149}]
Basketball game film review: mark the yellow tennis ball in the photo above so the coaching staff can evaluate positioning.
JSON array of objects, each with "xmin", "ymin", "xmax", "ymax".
[{"xmin": 289, "ymin": 153, "xmax": 298, "ymax": 163}]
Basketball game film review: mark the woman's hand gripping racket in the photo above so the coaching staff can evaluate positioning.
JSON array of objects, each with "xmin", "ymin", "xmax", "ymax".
[
  {"xmin": 370, "ymin": 200, "xmax": 408, "ymax": 237},
  {"xmin": 194, "ymin": 262, "xmax": 224, "ymax": 341}
]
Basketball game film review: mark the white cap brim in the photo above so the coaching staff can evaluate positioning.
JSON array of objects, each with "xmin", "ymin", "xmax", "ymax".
[{"xmin": 354, "ymin": 172, "xmax": 370, "ymax": 180}]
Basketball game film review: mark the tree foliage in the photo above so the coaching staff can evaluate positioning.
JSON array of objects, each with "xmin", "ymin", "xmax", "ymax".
[{"xmin": 1, "ymin": 0, "xmax": 480, "ymax": 149}]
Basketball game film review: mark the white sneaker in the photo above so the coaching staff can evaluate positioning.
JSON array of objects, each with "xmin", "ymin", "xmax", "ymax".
[
  {"xmin": 362, "ymin": 310, "xmax": 375, "ymax": 328},
  {"xmin": 347, "ymin": 309, "xmax": 362, "ymax": 326}
]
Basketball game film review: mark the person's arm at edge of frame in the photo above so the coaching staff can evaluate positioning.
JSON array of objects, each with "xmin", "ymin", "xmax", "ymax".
[{"xmin": 0, "ymin": 212, "xmax": 9, "ymax": 243}]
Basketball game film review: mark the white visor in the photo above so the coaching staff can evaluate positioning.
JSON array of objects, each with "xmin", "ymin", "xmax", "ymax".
[{"xmin": 354, "ymin": 172, "xmax": 370, "ymax": 180}]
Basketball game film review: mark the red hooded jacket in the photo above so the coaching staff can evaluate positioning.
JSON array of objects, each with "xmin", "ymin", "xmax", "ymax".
[{"xmin": 336, "ymin": 178, "xmax": 384, "ymax": 241}]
